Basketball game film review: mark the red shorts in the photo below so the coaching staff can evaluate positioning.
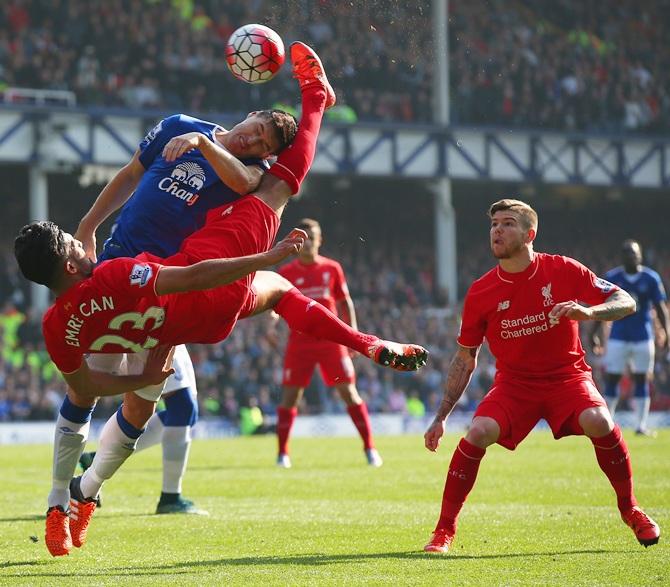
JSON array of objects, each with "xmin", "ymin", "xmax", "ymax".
[
  {"xmin": 176, "ymin": 194, "xmax": 280, "ymax": 263},
  {"xmin": 146, "ymin": 195, "xmax": 277, "ymax": 345},
  {"xmin": 474, "ymin": 374, "xmax": 606, "ymax": 450},
  {"xmin": 283, "ymin": 339, "xmax": 356, "ymax": 387}
]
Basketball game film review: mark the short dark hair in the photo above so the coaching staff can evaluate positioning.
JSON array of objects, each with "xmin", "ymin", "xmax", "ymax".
[
  {"xmin": 257, "ymin": 109, "xmax": 298, "ymax": 154},
  {"xmin": 297, "ymin": 218, "xmax": 321, "ymax": 233},
  {"xmin": 622, "ymin": 239, "xmax": 640, "ymax": 251},
  {"xmin": 15, "ymin": 221, "xmax": 67, "ymax": 288},
  {"xmin": 488, "ymin": 198, "xmax": 538, "ymax": 232}
]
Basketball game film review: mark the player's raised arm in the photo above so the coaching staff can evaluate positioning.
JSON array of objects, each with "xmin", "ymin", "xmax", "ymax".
[
  {"xmin": 162, "ymin": 132, "xmax": 265, "ymax": 195},
  {"xmin": 75, "ymin": 149, "xmax": 146, "ymax": 262},
  {"xmin": 62, "ymin": 345, "xmax": 175, "ymax": 399},
  {"xmin": 155, "ymin": 229, "xmax": 308, "ymax": 295},
  {"xmin": 424, "ymin": 344, "xmax": 480, "ymax": 452}
]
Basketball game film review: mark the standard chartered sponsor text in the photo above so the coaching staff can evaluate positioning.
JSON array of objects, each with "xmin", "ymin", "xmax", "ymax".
[{"xmin": 501, "ymin": 311, "xmax": 550, "ymax": 339}]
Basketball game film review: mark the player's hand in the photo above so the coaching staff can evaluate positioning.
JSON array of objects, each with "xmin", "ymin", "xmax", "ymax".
[
  {"xmin": 548, "ymin": 301, "xmax": 592, "ymax": 323},
  {"xmin": 143, "ymin": 345, "xmax": 175, "ymax": 385},
  {"xmin": 265, "ymin": 229, "xmax": 308, "ymax": 265},
  {"xmin": 424, "ymin": 417, "xmax": 446, "ymax": 452},
  {"xmin": 162, "ymin": 132, "xmax": 206, "ymax": 162},
  {"xmin": 74, "ymin": 227, "xmax": 98, "ymax": 264},
  {"xmin": 589, "ymin": 333, "xmax": 604, "ymax": 355}
]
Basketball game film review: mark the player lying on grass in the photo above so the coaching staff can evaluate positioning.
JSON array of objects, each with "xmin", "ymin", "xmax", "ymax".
[
  {"xmin": 15, "ymin": 42, "xmax": 428, "ymax": 557},
  {"xmin": 422, "ymin": 198, "xmax": 660, "ymax": 554}
]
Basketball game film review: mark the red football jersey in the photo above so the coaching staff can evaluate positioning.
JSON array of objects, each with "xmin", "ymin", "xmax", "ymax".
[
  {"xmin": 42, "ymin": 257, "xmax": 246, "ymax": 373},
  {"xmin": 458, "ymin": 253, "xmax": 618, "ymax": 380},
  {"xmin": 279, "ymin": 255, "xmax": 349, "ymax": 343}
]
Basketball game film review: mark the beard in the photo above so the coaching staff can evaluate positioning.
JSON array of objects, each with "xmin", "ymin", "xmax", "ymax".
[{"xmin": 491, "ymin": 238, "xmax": 525, "ymax": 259}]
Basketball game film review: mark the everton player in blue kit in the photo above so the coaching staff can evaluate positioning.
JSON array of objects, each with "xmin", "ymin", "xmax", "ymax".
[
  {"xmin": 49, "ymin": 109, "xmax": 297, "ymax": 516},
  {"xmin": 592, "ymin": 240, "xmax": 670, "ymax": 436}
]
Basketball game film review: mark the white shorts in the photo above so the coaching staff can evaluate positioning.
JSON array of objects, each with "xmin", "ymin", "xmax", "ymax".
[
  {"xmin": 163, "ymin": 344, "xmax": 197, "ymax": 394},
  {"xmin": 603, "ymin": 338, "xmax": 655, "ymax": 375},
  {"xmin": 85, "ymin": 352, "xmax": 166, "ymax": 403}
]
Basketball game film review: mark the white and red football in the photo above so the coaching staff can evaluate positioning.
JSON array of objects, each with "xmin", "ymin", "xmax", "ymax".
[{"xmin": 225, "ymin": 24, "xmax": 285, "ymax": 84}]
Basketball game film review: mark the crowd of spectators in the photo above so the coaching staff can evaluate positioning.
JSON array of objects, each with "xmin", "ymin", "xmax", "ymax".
[
  {"xmin": 2, "ymin": 185, "xmax": 670, "ymax": 427},
  {"xmin": 450, "ymin": 0, "xmax": 670, "ymax": 132},
  {"xmin": 0, "ymin": 0, "xmax": 668, "ymax": 132}
]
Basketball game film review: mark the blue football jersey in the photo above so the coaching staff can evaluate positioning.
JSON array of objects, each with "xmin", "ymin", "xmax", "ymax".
[
  {"xmin": 606, "ymin": 266, "xmax": 666, "ymax": 342},
  {"xmin": 99, "ymin": 114, "xmax": 270, "ymax": 261}
]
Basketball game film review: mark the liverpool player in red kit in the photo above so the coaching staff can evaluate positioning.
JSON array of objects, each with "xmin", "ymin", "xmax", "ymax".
[
  {"xmin": 276, "ymin": 218, "xmax": 382, "ymax": 468},
  {"xmin": 15, "ymin": 43, "xmax": 428, "ymax": 557},
  {"xmin": 423, "ymin": 199, "xmax": 660, "ymax": 553}
]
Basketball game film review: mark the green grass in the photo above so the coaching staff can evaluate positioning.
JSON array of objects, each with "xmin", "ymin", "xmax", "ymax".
[{"xmin": 0, "ymin": 430, "xmax": 668, "ymax": 586}]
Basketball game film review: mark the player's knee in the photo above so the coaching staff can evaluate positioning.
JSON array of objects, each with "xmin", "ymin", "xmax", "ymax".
[
  {"xmin": 466, "ymin": 417, "xmax": 499, "ymax": 448},
  {"xmin": 272, "ymin": 276, "xmax": 295, "ymax": 303},
  {"xmin": 161, "ymin": 387, "xmax": 198, "ymax": 427},
  {"xmin": 252, "ymin": 271, "xmax": 294, "ymax": 312},
  {"xmin": 122, "ymin": 394, "xmax": 156, "ymax": 429},
  {"xmin": 336, "ymin": 384, "xmax": 360, "ymax": 405},
  {"xmin": 280, "ymin": 386, "xmax": 303, "ymax": 408},
  {"xmin": 579, "ymin": 407, "xmax": 613, "ymax": 438}
]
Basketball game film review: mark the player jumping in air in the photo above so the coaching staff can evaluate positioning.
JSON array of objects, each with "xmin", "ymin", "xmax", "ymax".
[
  {"xmin": 590, "ymin": 239, "xmax": 670, "ymax": 436},
  {"xmin": 16, "ymin": 42, "xmax": 428, "ymax": 557},
  {"xmin": 422, "ymin": 199, "xmax": 659, "ymax": 554},
  {"xmin": 73, "ymin": 94, "xmax": 297, "ymax": 517},
  {"xmin": 275, "ymin": 218, "xmax": 382, "ymax": 468}
]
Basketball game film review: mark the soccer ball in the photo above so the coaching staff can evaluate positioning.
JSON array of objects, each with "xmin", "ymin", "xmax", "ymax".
[{"xmin": 225, "ymin": 24, "xmax": 285, "ymax": 84}]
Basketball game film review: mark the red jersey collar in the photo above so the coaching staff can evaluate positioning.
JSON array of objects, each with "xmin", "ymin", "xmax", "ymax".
[{"xmin": 496, "ymin": 253, "xmax": 540, "ymax": 284}]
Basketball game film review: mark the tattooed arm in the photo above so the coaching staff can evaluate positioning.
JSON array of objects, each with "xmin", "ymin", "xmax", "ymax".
[
  {"xmin": 424, "ymin": 344, "xmax": 480, "ymax": 452},
  {"xmin": 548, "ymin": 289, "xmax": 636, "ymax": 323}
]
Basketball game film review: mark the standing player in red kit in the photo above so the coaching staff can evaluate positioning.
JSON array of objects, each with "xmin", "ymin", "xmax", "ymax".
[
  {"xmin": 276, "ymin": 218, "xmax": 382, "ymax": 468},
  {"xmin": 423, "ymin": 199, "xmax": 660, "ymax": 553},
  {"xmin": 15, "ymin": 42, "xmax": 428, "ymax": 557}
]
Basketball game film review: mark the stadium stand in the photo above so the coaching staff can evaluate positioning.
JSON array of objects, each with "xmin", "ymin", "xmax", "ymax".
[{"xmin": 0, "ymin": 0, "xmax": 667, "ymax": 131}]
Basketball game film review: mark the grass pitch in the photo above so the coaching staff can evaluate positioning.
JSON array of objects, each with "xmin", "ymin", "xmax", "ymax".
[{"xmin": 0, "ymin": 430, "xmax": 668, "ymax": 586}]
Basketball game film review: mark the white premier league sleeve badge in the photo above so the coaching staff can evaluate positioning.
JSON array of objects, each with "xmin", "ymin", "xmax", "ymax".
[{"xmin": 129, "ymin": 264, "xmax": 153, "ymax": 287}]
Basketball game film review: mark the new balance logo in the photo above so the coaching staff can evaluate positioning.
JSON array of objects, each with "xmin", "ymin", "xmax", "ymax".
[
  {"xmin": 497, "ymin": 300, "xmax": 510, "ymax": 311},
  {"xmin": 221, "ymin": 205, "xmax": 233, "ymax": 216}
]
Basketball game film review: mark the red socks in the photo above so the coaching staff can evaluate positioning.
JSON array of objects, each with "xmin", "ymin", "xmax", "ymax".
[
  {"xmin": 347, "ymin": 402, "xmax": 374, "ymax": 450},
  {"xmin": 276, "ymin": 406, "xmax": 297, "ymax": 455},
  {"xmin": 274, "ymin": 288, "xmax": 377, "ymax": 355},
  {"xmin": 436, "ymin": 437, "xmax": 486, "ymax": 531},
  {"xmin": 267, "ymin": 85, "xmax": 327, "ymax": 194},
  {"xmin": 591, "ymin": 426, "xmax": 637, "ymax": 512}
]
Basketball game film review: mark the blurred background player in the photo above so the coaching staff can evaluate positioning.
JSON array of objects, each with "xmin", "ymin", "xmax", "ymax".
[
  {"xmin": 423, "ymin": 199, "xmax": 659, "ymax": 554},
  {"xmin": 70, "ymin": 108, "xmax": 297, "ymax": 515},
  {"xmin": 275, "ymin": 218, "xmax": 382, "ymax": 468},
  {"xmin": 591, "ymin": 239, "xmax": 670, "ymax": 436}
]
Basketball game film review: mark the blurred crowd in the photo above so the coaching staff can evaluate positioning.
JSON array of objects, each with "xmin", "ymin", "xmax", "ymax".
[
  {"xmin": 0, "ymin": 0, "xmax": 668, "ymax": 132},
  {"xmin": 450, "ymin": 0, "xmax": 670, "ymax": 132},
  {"xmin": 2, "ymin": 187, "xmax": 670, "ymax": 425}
]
